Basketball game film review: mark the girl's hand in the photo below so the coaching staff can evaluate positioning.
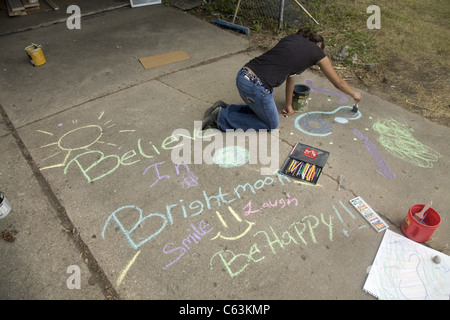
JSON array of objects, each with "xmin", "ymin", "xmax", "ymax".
[
  {"xmin": 283, "ymin": 106, "xmax": 295, "ymax": 117},
  {"xmin": 352, "ymin": 92, "xmax": 363, "ymax": 103}
]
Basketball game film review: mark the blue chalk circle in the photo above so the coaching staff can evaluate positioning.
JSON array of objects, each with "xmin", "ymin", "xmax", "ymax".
[
  {"xmin": 294, "ymin": 106, "xmax": 362, "ymax": 137},
  {"xmin": 213, "ymin": 146, "xmax": 250, "ymax": 168}
]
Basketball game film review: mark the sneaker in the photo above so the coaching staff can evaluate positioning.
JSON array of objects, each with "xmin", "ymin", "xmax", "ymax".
[
  {"xmin": 202, "ymin": 107, "xmax": 220, "ymax": 130},
  {"xmin": 204, "ymin": 100, "xmax": 227, "ymax": 119}
]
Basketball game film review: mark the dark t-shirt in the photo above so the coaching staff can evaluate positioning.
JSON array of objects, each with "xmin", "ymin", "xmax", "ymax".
[{"xmin": 245, "ymin": 34, "xmax": 326, "ymax": 90}]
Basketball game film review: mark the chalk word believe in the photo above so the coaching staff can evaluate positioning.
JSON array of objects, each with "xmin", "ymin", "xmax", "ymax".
[
  {"xmin": 64, "ymin": 126, "xmax": 217, "ymax": 183},
  {"xmin": 101, "ymin": 172, "xmax": 292, "ymax": 249},
  {"xmin": 210, "ymin": 213, "xmax": 334, "ymax": 278}
]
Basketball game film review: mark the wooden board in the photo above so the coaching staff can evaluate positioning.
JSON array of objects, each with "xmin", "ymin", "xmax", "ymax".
[
  {"xmin": 138, "ymin": 50, "xmax": 190, "ymax": 70},
  {"xmin": 6, "ymin": 0, "xmax": 25, "ymax": 16},
  {"xmin": 6, "ymin": 0, "xmax": 40, "ymax": 16},
  {"xmin": 7, "ymin": 0, "xmax": 25, "ymax": 12},
  {"xmin": 44, "ymin": 0, "xmax": 58, "ymax": 10},
  {"xmin": 21, "ymin": 0, "xmax": 40, "ymax": 8}
]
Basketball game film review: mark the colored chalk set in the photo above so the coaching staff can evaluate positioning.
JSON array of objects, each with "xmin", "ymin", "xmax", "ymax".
[
  {"xmin": 281, "ymin": 143, "xmax": 330, "ymax": 184},
  {"xmin": 349, "ymin": 196, "xmax": 389, "ymax": 232}
]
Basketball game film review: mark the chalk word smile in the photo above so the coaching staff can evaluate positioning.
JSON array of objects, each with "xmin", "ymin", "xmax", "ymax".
[{"xmin": 162, "ymin": 220, "xmax": 213, "ymax": 270}]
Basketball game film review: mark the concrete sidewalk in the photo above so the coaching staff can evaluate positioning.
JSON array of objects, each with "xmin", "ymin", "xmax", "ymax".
[{"xmin": 0, "ymin": 3, "xmax": 449, "ymax": 301}]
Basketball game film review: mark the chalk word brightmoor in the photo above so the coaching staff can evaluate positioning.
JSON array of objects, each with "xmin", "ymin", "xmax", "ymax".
[{"xmin": 102, "ymin": 171, "xmax": 291, "ymax": 249}]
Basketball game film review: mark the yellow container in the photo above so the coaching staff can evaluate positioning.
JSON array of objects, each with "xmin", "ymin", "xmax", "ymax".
[{"xmin": 25, "ymin": 44, "xmax": 46, "ymax": 66}]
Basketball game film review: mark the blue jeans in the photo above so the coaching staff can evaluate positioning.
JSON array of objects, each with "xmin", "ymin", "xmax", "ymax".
[{"xmin": 216, "ymin": 68, "xmax": 279, "ymax": 131}]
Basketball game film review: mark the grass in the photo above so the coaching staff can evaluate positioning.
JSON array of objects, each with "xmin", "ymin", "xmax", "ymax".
[
  {"xmin": 371, "ymin": 0, "xmax": 450, "ymax": 124},
  {"xmin": 298, "ymin": 0, "xmax": 449, "ymax": 125},
  {"xmin": 184, "ymin": 0, "xmax": 450, "ymax": 126}
]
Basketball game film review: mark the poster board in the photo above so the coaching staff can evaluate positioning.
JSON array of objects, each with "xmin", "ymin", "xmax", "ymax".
[{"xmin": 364, "ymin": 229, "xmax": 450, "ymax": 300}]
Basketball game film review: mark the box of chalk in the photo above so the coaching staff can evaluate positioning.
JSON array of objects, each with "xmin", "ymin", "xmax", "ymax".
[{"xmin": 280, "ymin": 143, "xmax": 330, "ymax": 185}]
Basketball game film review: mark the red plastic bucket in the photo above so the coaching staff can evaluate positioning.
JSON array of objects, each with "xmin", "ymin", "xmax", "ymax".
[{"xmin": 401, "ymin": 204, "xmax": 441, "ymax": 242}]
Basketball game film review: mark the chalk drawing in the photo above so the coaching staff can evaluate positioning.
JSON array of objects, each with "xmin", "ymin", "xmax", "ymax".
[
  {"xmin": 162, "ymin": 220, "xmax": 214, "ymax": 270},
  {"xmin": 175, "ymin": 162, "xmax": 199, "ymax": 189},
  {"xmin": 38, "ymin": 113, "xmax": 215, "ymax": 183},
  {"xmin": 210, "ymin": 212, "xmax": 334, "ymax": 278},
  {"xmin": 364, "ymin": 230, "xmax": 450, "ymax": 300},
  {"xmin": 64, "ymin": 150, "xmax": 122, "ymax": 183},
  {"xmin": 206, "ymin": 197, "xmax": 375, "ymax": 278},
  {"xmin": 63, "ymin": 138, "xmax": 185, "ymax": 183},
  {"xmin": 304, "ymin": 79, "xmax": 349, "ymax": 104},
  {"xmin": 332, "ymin": 205, "xmax": 349, "ymax": 237},
  {"xmin": 101, "ymin": 205, "xmax": 168, "ymax": 250},
  {"xmin": 39, "ymin": 124, "xmax": 101, "ymax": 169},
  {"xmin": 331, "ymin": 200, "xmax": 367, "ymax": 237},
  {"xmin": 339, "ymin": 200, "xmax": 356, "ymax": 220},
  {"xmin": 210, "ymin": 246, "xmax": 265, "ymax": 278},
  {"xmin": 351, "ymin": 129, "xmax": 396, "ymax": 178},
  {"xmin": 213, "ymin": 146, "xmax": 250, "ymax": 168},
  {"xmin": 294, "ymin": 106, "xmax": 361, "ymax": 137},
  {"xmin": 296, "ymin": 113, "xmax": 333, "ymax": 136},
  {"xmin": 242, "ymin": 193, "xmax": 298, "ymax": 216},
  {"xmin": 38, "ymin": 112, "xmax": 136, "ymax": 171},
  {"xmin": 102, "ymin": 170, "xmax": 365, "ymax": 261},
  {"xmin": 108, "ymin": 193, "xmax": 372, "ymax": 281},
  {"xmin": 334, "ymin": 117, "xmax": 348, "ymax": 124},
  {"xmin": 100, "ymin": 169, "xmax": 336, "ymax": 253},
  {"xmin": 102, "ymin": 174, "xmax": 286, "ymax": 249},
  {"xmin": 372, "ymin": 119, "xmax": 441, "ymax": 168},
  {"xmin": 117, "ymin": 250, "xmax": 141, "ymax": 286},
  {"xmin": 143, "ymin": 161, "xmax": 170, "ymax": 188},
  {"xmin": 211, "ymin": 206, "xmax": 256, "ymax": 241}
]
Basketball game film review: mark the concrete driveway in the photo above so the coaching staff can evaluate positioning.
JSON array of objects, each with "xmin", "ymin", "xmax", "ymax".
[{"xmin": 0, "ymin": 2, "xmax": 448, "ymax": 302}]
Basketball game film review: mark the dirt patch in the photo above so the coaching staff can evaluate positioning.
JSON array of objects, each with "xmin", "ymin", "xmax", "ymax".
[{"xmin": 1, "ymin": 229, "xmax": 17, "ymax": 242}]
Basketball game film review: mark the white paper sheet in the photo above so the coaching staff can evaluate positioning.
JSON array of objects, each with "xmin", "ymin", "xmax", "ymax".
[{"xmin": 364, "ymin": 229, "xmax": 450, "ymax": 300}]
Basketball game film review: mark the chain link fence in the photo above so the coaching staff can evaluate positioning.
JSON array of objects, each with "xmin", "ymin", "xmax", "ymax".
[{"xmin": 203, "ymin": 0, "xmax": 319, "ymax": 31}]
